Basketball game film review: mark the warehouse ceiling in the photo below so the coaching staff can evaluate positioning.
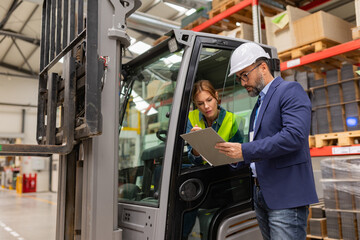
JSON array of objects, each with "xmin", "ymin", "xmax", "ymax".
[{"xmin": 0, "ymin": 0, "xmax": 357, "ymax": 80}]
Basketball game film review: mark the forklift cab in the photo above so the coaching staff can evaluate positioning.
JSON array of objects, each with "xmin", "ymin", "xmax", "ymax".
[{"xmin": 118, "ymin": 29, "xmax": 279, "ymax": 240}]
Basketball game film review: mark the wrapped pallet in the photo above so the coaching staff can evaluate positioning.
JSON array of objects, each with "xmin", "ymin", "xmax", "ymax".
[{"xmin": 321, "ymin": 158, "xmax": 360, "ymax": 240}]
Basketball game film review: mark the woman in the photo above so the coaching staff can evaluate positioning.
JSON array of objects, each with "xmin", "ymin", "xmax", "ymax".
[{"xmin": 186, "ymin": 80, "xmax": 243, "ymax": 165}]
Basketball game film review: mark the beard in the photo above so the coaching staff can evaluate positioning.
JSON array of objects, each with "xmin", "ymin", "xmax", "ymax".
[{"xmin": 247, "ymin": 74, "xmax": 265, "ymax": 97}]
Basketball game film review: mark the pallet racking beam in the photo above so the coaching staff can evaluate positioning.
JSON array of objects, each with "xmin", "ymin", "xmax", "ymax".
[{"xmin": 310, "ymin": 144, "xmax": 360, "ymax": 157}]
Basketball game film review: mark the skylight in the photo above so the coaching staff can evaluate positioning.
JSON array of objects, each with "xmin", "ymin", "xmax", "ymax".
[
  {"xmin": 128, "ymin": 41, "xmax": 152, "ymax": 55},
  {"xmin": 162, "ymin": 54, "xmax": 182, "ymax": 66},
  {"xmin": 164, "ymin": 2, "xmax": 188, "ymax": 13},
  {"xmin": 185, "ymin": 8, "xmax": 196, "ymax": 16}
]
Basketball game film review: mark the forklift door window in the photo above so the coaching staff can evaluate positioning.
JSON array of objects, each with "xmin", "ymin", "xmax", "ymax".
[
  {"xmin": 118, "ymin": 49, "xmax": 183, "ymax": 206},
  {"xmin": 183, "ymin": 46, "xmax": 257, "ymax": 169},
  {"xmin": 181, "ymin": 46, "xmax": 255, "ymax": 239}
]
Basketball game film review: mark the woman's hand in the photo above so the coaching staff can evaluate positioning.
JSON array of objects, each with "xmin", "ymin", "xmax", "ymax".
[
  {"xmin": 190, "ymin": 124, "xmax": 201, "ymax": 156},
  {"xmin": 190, "ymin": 124, "xmax": 202, "ymax": 132}
]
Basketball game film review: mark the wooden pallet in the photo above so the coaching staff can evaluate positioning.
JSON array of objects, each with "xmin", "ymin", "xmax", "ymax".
[
  {"xmin": 183, "ymin": 17, "xmax": 208, "ymax": 30},
  {"xmin": 182, "ymin": 16, "xmax": 238, "ymax": 34},
  {"xmin": 153, "ymin": 35, "xmax": 169, "ymax": 46},
  {"xmin": 309, "ymin": 136, "xmax": 316, "ymax": 148},
  {"xmin": 313, "ymin": 130, "xmax": 360, "ymax": 148},
  {"xmin": 210, "ymin": 0, "xmax": 281, "ymax": 21},
  {"xmin": 212, "ymin": 0, "xmax": 227, "ymax": 8},
  {"xmin": 209, "ymin": 0, "xmax": 253, "ymax": 25},
  {"xmin": 278, "ymin": 40, "xmax": 339, "ymax": 62},
  {"xmin": 307, "ymin": 234, "xmax": 327, "ymax": 239},
  {"xmin": 279, "ymin": 39, "xmax": 360, "ymax": 72}
]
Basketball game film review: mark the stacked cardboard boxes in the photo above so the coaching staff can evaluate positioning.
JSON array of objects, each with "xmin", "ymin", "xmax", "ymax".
[
  {"xmin": 218, "ymin": 22, "xmax": 267, "ymax": 43},
  {"xmin": 287, "ymin": 64, "xmax": 360, "ymax": 135},
  {"xmin": 308, "ymin": 203, "xmax": 327, "ymax": 239},
  {"xmin": 265, "ymin": 6, "xmax": 354, "ymax": 54}
]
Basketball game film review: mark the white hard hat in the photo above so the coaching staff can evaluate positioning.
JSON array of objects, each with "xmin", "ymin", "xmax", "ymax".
[{"xmin": 228, "ymin": 42, "xmax": 270, "ymax": 77}]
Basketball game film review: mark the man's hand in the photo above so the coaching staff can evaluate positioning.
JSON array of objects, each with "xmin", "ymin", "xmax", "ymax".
[{"xmin": 215, "ymin": 142, "xmax": 243, "ymax": 159}]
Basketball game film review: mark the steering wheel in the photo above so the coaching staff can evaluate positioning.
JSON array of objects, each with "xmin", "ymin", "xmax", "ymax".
[{"xmin": 156, "ymin": 130, "xmax": 167, "ymax": 142}]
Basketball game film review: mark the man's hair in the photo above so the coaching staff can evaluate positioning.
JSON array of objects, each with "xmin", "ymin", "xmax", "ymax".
[{"xmin": 255, "ymin": 57, "xmax": 270, "ymax": 70}]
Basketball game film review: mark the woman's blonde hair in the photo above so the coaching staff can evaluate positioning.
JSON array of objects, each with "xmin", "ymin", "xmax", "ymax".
[{"xmin": 191, "ymin": 80, "xmax": 219, "ymax": 105}]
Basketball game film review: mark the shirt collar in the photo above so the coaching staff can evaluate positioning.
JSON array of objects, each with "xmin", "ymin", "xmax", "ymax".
[
  {"xmin": 260, "ymin": 77, "xmax": 277, "ymax": 98},
  {"xmin": 198, "ymin": 105, "xmax": 226, "ymax": 126}
]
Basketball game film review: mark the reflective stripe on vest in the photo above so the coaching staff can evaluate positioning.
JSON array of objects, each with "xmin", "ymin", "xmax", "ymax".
[{"xmin": 188, "ymin": 109, "xmax": 238, "ymax": 141}]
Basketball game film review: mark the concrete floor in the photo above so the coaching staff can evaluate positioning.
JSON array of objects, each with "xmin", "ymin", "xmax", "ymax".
[{"xmin": 0, "ymin": 189, "xmax": 56, "ymax": 240}]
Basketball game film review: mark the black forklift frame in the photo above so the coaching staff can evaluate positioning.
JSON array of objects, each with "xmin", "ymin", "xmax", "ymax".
[{"xmin": 0, "ymin": 0, "xmax": 102, "ymax": 155}]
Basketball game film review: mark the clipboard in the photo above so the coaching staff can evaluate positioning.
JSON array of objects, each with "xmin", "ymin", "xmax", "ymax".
[{"xmin": 180, "ymin": 127, "xmax": 242, "ymax": 166}]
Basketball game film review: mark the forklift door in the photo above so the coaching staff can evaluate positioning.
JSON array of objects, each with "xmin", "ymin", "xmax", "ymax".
[{"xmin": 118, "ymin": 30, "xmax": 279, "ymax": 240}]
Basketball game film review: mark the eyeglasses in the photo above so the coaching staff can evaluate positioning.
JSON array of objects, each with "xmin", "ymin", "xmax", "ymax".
[{"xmin": 236, "ymin": 62, "xmax": 262, "ymax": 83}]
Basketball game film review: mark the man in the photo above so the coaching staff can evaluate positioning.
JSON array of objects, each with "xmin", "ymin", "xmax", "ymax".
[{"xmin": 215, "ymin": 42, "xmax": 318, "ymax": 240}]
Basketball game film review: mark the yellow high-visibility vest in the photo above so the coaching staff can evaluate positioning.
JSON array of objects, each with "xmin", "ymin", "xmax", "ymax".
[{"xmin": 188, "ymin": 109, "xmax": 238, "ymax": 141}]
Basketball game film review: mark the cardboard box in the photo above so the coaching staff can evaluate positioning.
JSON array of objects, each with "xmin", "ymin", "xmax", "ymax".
[
  {"xmin": 352, "ymin": 26, "xmax": 360, "ymax": 40},
  {"xmin": 265, "ymin": 5, "xmax": 310, "ymax": 53},
  {"xmin": 219, "ymin": 22, "xmax": 267, "ymax": 44},
  {"xmin": 146, "ymin": 80, "xmax": 161, "ymax": 99},
  {"xmin": 293, "ymin": 11, "xmax": 354, "ymax": 47}
]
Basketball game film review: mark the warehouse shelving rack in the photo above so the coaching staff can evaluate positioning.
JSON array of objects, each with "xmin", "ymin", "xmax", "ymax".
[
  {"xmin": 190, "ymin": 0, "xmax": 360, "ymax": 157},
  {"xmin": 191, "ymin": 0, "xmax": 329, "ymax": 43}
]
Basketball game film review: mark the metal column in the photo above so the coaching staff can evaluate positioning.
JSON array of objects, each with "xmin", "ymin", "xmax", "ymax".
[{"xmin": 252, "ymin": 0, "xmax": 261, "ymax": 43}]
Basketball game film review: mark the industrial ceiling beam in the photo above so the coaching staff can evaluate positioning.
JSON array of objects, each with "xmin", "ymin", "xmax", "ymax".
[
  {"xmin": 128, "ymin": 12, "xmax": 180, "ymax": 36},
  {"xmin": 319, "ymin": 0, "xmax": 353, "ymax": 12},
  {"xmin": 20, "ymin": 45, "xmax": 39, "ymax": 69},
  {"xmin": 300, "ymin": 0, "xmax": 330, "ymax": 11},
  {"xmin": 163, "ymin": 0, "xmax": 209, "ymax": 10},
  {"xmin": 1, "ymin": 4, "xmax": 40, "ymax": 63},
  {"xmin": 0, "ymin": 72, "xmax": 38, "ymax": 79},
  {"xmin": 23, "ymin": 0, "xmax": 42, "ymax": 4},
  {"xmin": 0, "ymin": 29, "xmax": 40, "ymax": 46},
  {"xmin": 0, "ymin": 62, "xmax": 38, "ymax": 76},
  {"xmin": 344, "ymin": 15, "xmax": 356, "ymax": 23},
  {"xmin": 0, "ymin": 0, "xmax": 23, "ymax": 29},
  {"xmin": 12, "ymin": 38, "xmax": 35, "ymax": 74}
]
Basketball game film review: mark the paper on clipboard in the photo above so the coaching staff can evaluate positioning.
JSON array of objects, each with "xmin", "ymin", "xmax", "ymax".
[{"xmin": 180, "ymin": 127, "xmax": 242, "ymax": 166}]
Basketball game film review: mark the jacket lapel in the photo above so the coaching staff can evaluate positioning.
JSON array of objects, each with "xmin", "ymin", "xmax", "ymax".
[{"xmin": 254, "ymin": 77, "xmax": 282, "ymax": 137}]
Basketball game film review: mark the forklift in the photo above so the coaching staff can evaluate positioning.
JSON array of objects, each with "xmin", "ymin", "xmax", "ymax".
[{"xmin": 0, "ymin": 0, "xmax": 280, "ymax": 239}]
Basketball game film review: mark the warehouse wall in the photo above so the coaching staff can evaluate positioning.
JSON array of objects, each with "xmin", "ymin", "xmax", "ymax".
[
  {"xmin": 0, "ymin": 72, "xmax": 38, "ymax": 144},
  {"xmin": 0, "ymin": 71, "xmax": 53, "ymax": 192}
]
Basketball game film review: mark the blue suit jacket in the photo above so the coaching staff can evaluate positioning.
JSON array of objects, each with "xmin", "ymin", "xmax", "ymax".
[{"xmin": 242, "ymin": 76, "xmax": 318, "ymax": 210}]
